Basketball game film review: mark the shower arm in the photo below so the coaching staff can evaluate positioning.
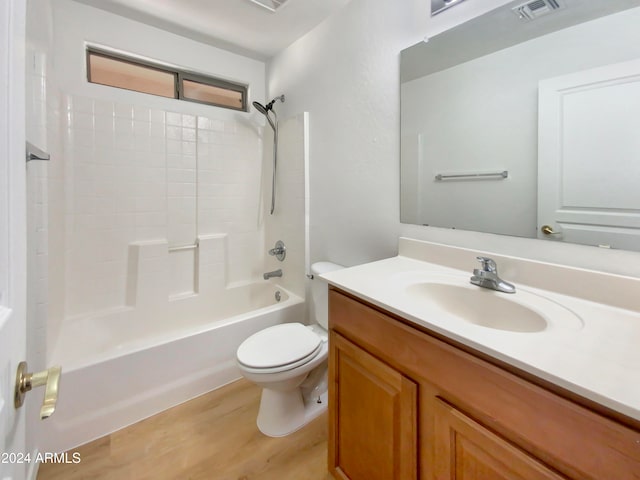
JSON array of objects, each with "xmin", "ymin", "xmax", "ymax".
[{"xmin": 270, "ymin": 109, "xmax": 278, "ymax": 215}]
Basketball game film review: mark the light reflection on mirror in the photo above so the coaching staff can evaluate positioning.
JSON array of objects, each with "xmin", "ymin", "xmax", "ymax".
[{"xmin": 400, "ymin": 0, "xmax": 640, "ymax": 252}]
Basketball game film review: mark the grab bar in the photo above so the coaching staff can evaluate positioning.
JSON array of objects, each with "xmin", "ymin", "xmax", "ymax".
[
  {"xmin": 168, "ymin": 242, "xmax": 198, "ymax": 252},
  {"xmin": 435, "ymin": 170, "xmax": 508, "ymax": 181},
  {"xmin": 26, "ymin": 141, "xmax": 50, "ymax": 162}
]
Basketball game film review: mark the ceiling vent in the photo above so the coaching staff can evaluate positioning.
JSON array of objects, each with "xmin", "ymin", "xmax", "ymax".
[
  {"xmin": 248, "ymin": 0, "xmax": 290, "ymax": 13},
  {"xmin": 512, "ymin": 0, "xmax": 563, "ymax": 21}
]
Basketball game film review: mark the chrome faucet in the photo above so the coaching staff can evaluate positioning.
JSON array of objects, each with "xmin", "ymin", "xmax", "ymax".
[
  {"xmin": 263, "ymin": 269, "xmax": 283, "ymax": 280},
  {"xmin": 470, "ymin": 256, "xmax": 516, "ymax": 294},
  {"xmin": 268, "ymin": 240, "xmax": 286, "ymax": 261}
]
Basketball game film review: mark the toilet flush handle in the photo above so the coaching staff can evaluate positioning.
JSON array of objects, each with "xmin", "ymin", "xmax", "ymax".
[{"xmin": 14, "ymin": 361, "xmax": 62, "ymax": 419}]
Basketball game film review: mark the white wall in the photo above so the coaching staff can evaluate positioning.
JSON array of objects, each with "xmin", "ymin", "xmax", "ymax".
[
  {"xmin": 268, "ymin": 0, "xmax": 640, "ymax": 278},
  {"xmin": 52, "ymin": 0, "xmax": 265, "ymax": 118},
  {"xmin": 267, "ymin": 0, "xmax": 512, "ymax": 268}
]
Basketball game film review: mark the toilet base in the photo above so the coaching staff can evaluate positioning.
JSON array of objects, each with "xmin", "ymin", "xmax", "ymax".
[{"xmin": 256, "ymin": 388, "xmax": 328, "ymax": 437}]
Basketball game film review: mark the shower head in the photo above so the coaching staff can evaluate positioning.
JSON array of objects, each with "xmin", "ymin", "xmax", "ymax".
[
  {"xmin": 252, "ymin": 101, "xmax": 269, "ymax": 116},
  {"xmin": 252, "ymin": 95, "xmax": 284, "ymax": 131},
  {"xmin": 252, "ymin": 95, "xmax": 285, "ymax": 115}
]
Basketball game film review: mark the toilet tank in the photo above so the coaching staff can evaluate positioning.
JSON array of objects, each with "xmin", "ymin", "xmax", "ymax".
[{"xmin": 311, "ymin": 262, "xmax": 344, "ymax": 330}]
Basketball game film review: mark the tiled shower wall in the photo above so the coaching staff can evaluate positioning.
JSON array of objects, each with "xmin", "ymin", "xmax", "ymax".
[
  {"xmin": 25, "ymin": 0, "xmax": 62, "ymax": 456},
  {"xmin": 25, "ymin": 0, "xmax": 63, "ymax": 376},
  {"xmin": 26, "ymin": 52, "xmax": 53, "ymax": 371},
  {"xmin": 62, "ymin": 94, "xmax": 264, "ymax": 319}
]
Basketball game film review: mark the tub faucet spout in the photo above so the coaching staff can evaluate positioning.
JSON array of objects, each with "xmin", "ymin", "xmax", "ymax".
[{"xmin": 263, "ymin": 269, "xmax": 282, "ymax": 280}]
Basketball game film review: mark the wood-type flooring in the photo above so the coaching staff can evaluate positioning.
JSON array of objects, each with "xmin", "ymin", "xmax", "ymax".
[{"xmin": 38, "ymin": 379, "xmax": 332, "ymax": 480}]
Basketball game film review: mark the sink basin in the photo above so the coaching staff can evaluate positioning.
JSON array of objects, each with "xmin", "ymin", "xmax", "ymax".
[
  {"xmin": 405, "ymin": 283, "xmax": 546, "ymax": 332},
  {"xmin": 392, "ymin": 272, "xmax": 583, "ymax": 333}
]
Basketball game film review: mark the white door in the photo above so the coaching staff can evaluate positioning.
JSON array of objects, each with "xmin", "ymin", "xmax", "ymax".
[
  {"xmin": 1, "ymin": 1, "xmax": 28, "ymax": 479},
  {"xmin": 537, "ymin": 58, "xmax": 640, "ymax": 249}
]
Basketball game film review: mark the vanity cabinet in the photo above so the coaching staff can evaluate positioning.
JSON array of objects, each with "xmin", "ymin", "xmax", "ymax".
[
  {"xmin": 328, "ymin": 287, "xmax": 640, "ymax": 480},
  {"xmin": 329, "ymin": 332, "xmax": 417, "ymax": 480}
]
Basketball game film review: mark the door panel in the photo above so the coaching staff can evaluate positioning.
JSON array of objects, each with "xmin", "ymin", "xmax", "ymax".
[
  {"xmin": 329, "ymin": 332, "xmax": 417, "ymax": 480},
  {"xmin": 0, "ymin": 0, "xmax": 28, "ymax": 479},
  {"xmin": 434, "ymin": 399, "xmax": 566, "ymax": 480},
  {"xmin": 538, "ymin": 58, "xmax": 640, "ymax": 250}
]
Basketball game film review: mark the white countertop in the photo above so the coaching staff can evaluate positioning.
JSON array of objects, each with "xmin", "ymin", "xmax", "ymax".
[{"xmin": 321, "ymin": 239, "xmax": 640, "ymax": 422}]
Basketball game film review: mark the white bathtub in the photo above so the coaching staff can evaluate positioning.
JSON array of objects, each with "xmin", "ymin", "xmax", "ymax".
[{"xmin": 38, "ymin": 283, "xmax": 304, "ymax": 453}]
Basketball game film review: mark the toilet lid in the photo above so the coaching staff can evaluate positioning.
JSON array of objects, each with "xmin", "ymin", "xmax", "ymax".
[{"xmin": 237, "ymin": 323, "xmax": 322, "ymax": 369}]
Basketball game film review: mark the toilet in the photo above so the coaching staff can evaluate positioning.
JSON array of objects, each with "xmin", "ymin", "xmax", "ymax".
[{"xmin": 236, "ymin": 261, "xmax": 344, "ymax": 437}]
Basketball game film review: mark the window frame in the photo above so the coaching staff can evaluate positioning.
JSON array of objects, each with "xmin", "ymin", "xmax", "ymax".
[
  {"xmin": 178, "ymin": 71, "xmax": 247, "ymax": 111},
  {"xmin": 86, "ymin": 47, "xmax": 248, "ymax": 112}
]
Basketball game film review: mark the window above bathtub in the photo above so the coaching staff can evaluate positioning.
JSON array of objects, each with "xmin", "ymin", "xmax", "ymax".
[{"xmin": 86, "ymin": 47, "xmax": 248, "ymax": 111}]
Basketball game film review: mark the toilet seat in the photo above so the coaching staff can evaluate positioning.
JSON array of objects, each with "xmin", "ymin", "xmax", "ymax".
[{"xmin": 237, "ymin": 323, "xmax": 323, "ymax": 373}]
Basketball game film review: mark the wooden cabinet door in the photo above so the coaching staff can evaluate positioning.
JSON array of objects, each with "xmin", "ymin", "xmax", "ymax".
[
  {"xmin": 433, "ymin": 398, "xmax": 566, "ymax": 480},
  {"xmin": 329, "ymin": 332, "xmax": 418, "ymax": 480}
]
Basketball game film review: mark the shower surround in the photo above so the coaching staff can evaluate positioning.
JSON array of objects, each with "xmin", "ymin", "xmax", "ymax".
[{"xmin": 60, "ymin": 95, "xmax": 265, "ymax": 317}]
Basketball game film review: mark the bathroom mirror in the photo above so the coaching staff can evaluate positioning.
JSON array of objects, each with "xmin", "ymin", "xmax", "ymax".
[{"xmin": 400, "ymin": 0, "xmax": 640, "ymax": 251}]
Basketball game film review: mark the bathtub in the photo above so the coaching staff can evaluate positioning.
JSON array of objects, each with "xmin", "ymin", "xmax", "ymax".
[{"xmin": 38, "ymin": 282, "xmax": 304, "ymax": 453}]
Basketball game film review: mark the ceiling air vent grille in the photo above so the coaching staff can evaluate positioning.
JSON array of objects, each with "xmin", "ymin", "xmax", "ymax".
[
  {"xmin": 248, "ymin": 0, "xmax": 289, "ymax": 13},
  {"xmin": 512, "ymin": 0, "xmax": 562, "ymax": 21}
]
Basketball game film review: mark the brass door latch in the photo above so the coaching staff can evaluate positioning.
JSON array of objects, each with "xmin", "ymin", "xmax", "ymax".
[
  {"xmin": 541, "ymin": 225, "xmax": 562, "ymax": 236},
  {"xmin": 14, "ymin": 361, "xmax": 62, "ymax": 419}
]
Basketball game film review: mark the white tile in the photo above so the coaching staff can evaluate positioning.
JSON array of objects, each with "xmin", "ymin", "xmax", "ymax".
[
  {"xmin": 73, "ymin": 95, "xmax": 94, "ymax": 114},
  {"xmin": 74, "ymin": 130, "xmax": 95, "ymax": 148},
  {"xmin": 114, "ymin": 134, "xmax": 134, "ymax": 150},
  {"xmin": 182, "ymin": 142, "xmax": 196, "ymax": 156},
  {"xmin": 182, "ymin": 156, "xmax": 196, "ymax": 169},
  {"xmin": 166, "ymin": 139, "xmax": 182, "ymax": 155},
  {"xmin": 182, "ymin": 114, "xmax": 196, "ymax": 128},
  {"xmin": 149, "ymin": 140, "xmax": 166, "ymax": 154},
  {"xmin": 133, "ymin": 105, "xmax": 149, "ymax": 122},
  {"xmin": 197, "ymin": 116, "xmax": 212, "ymax": 130},
  {"xmin": 133, "ymin": 120, "xmax": 150, "ymax": 137},
  {"xmin": 134, "ymin": 136, "xmax": 151, "ymax": 152},
  {"xmin": 114, "ymin": 103, "xmax": 133, "ymax": 119},
  {"xmin": 167, "ymin": 183, "xmax": 181, "ymax": 197},
  {"xmin": 94, "ymin": 115, "xmax": 114, "ymax": 132},
  {"xmin": 62, "ymin": 93, "xmax": 73, "ymax": 112},
  {"xmin": 167, "ymin": 155, "xmax": 182, "ymax": 169},
  {"xmin": 224, "ymin": 121, "xmax": 237, "ymax": 134},
  {"xmin": 197, "ymin": 130, "xmax": 211, "ymax": 144},
  {"xmin": 149, "ymin": 109, "xmax": 165, "ymax": 124},
  {"xmin": 149, "ymin": 123, "xmax": 165, "ymax": 138},
  {"xmin": 166, "ymin": 126, "xmax": 181, "ymax": 140},
  {"xmin": 94, "ymin": 131, "xmax": 115, "ymax": 152},
  {"xmin": 94, "ymin": 99, "xmax": 114, "ymax": 117},
  {"xmin": 114, "ymin": 117, "xmax": 133, "ymax": 135},
  {"xmin": 181, "ymin": 183, "xmax": 196, "ymax": 196},
  {"xmin": 182, "ymin": 127, "xmax": 196, "ymax": 142},
  {"xmin": 211, "ymin": 119, "xmax": 225, "ymax": 132},
  {"xmin": 166, "ymin": 112, "xmax": 182, "ymax": 126}
]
